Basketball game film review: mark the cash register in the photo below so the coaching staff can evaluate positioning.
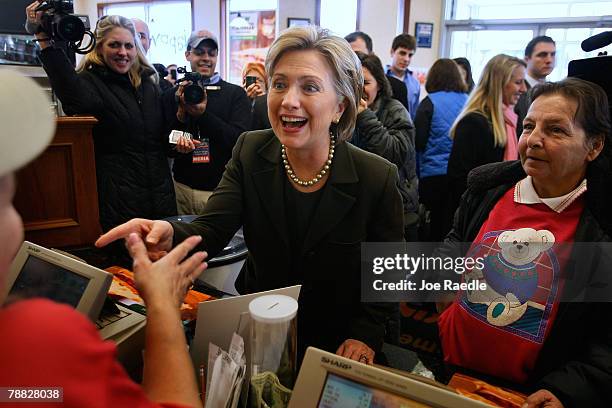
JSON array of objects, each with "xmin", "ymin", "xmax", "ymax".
[
  {"xmin": 289, "ymin": 347, "xmax": 490, "ymax": 407},
  {"xmin": 2, "ymin": 241, "xmax": 145, "ymax": 342}
]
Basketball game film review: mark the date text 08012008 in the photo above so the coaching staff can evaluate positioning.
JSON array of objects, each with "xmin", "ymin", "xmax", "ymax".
[{"xmin": 0, "ymin": 387, "xmax": 63, "ymax": 402}]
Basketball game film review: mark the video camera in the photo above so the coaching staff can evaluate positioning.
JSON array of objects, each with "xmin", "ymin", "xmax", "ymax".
[
  {"xmin": 176, "ymin": 66, "xmax": 205, "ymax": 105},
  {"xmin": 569, "ymin": 31, "xmax": 612, "ymax": 116},
  {"xmin": 34, "ymin": 0, "xmax": 94, "ymax": 54}
]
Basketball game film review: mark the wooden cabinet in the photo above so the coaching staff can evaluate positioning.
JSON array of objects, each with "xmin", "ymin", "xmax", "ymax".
[{"xmin": 14, "ymin": 116, "xmax": 101, "ymax": 248}]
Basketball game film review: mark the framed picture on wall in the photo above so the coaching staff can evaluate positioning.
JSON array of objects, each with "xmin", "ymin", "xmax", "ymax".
[
  {"xmin": 287, "ymin": 18, "xmax": 311, "ymax": 28},
  {"xmin": 415, "ymin": 22, "xmax": 434, "ymax": 48}
]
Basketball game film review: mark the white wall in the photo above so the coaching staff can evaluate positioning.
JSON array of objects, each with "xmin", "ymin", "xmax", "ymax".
[
  {"xmin": 192, "ymin": 0, "xmax": 220, "ymax": 35},
  {"xmin": 408, "ymin": 0, "xmax": 444, "ymax": 71},
  {"xmin": 74, "ymin": 0, "xmax": 219, "ymax": 33},
  {"xmin": 359, "ymin": 0, "xmax": 403, "ymax": 58},
  {"xmin": 358, "ymin": 0, "xmax": 444, "ymax": 71},
  {"xmin": 74, "ymin": 0, "xmax": 119, "ymax": 22},
  {"xmin": 279, "ymin": 0, "xmax": 317, "ymax": 32}
]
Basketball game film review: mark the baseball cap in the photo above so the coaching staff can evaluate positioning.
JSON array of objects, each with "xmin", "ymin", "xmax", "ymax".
[
  {"xmin": 187, "ymin": 29, "xmax": 219, "ymax": 51},
  {"xmin": 0, "ymin": 70, "xmax": 56, "ymax": 177}
]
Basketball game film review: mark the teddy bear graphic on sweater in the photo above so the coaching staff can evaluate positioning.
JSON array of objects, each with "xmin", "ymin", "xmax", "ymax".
[{"xmin": 465, "ymin": 228, "xmax": 555, "ymax": 327}]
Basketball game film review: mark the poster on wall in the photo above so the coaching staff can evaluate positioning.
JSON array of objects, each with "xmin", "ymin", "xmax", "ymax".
[
  {"xmin": 228, "ymin": 10, "xmax": 276, "ymax": 85},
  {"xmin": 415, "ymin": 22, "xmax": 433, "ymax": 48}
]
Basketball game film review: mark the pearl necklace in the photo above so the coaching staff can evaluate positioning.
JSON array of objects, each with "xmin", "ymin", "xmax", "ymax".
[{"xmin": 281, "ymin": 133, "xmax": 335, "ymax": 186}]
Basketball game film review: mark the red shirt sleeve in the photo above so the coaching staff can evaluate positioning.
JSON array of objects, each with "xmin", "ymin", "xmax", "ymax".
[{"xmin": 0, "ymin": 299, "xmax": 192, "ymax": 408}]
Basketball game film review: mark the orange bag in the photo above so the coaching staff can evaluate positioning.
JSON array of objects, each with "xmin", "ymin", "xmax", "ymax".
[
  {"xmin": 105, "ymin": 266, "xmax": 214, "ymax": 321},
  {"xmin": 449, "ymin": 373, "xmax": 527, "ymax": 408}
]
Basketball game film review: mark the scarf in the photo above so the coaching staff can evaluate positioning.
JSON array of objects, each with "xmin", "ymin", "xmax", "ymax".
[{"xmin": 503, "ymin": 104, "xmax": 518, "ymax": 161}]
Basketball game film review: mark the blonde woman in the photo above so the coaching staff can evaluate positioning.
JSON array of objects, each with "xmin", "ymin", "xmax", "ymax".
[
  {"xmin": 28, "ymin": 5, "xmax": 176, "ymax": 234},
  {"xmin": 447, "ymin": 54, "xmax": 527, "ymax": 216}
]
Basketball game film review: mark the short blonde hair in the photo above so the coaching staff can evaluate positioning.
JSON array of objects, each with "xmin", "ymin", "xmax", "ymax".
[
  {"xmin": 265, "ymin": 26, "xmax": 363, "ymax": 142},
  {"xmin": 77, "ymin": 15, "xmax": 157, "ymax": 88},
  {"xmin": 451, "ymin": 54, "xmax": 526, "ymax": 147}
]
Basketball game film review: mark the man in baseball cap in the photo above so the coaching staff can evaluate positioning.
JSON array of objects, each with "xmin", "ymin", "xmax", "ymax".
[
  {"xmin": 185, "ymin": 29, "xmax": 219, "ymax": 80},
  {"xmin": 0, "ymin": 69, "xmax": 55, "ymax": 293},
  {"xmin": 0, "ymin": 71, "xmax": 55, "ymax": 183},
  {"xmin": 162, "ymin": 29, "xmax": 251, "ymax": 214},
  {"xmin": 0, "ymin": 70, "xmax": 55, "ymax": 274}
]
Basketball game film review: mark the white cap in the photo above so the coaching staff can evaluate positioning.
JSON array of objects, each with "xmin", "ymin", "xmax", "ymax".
[
  {"xmin": 249, "ymin": 295, "xmax": 298, "ymax": 323},
  {"xmin": 0, "ymin": 70, "xmax": 55, "ymax": 177}
]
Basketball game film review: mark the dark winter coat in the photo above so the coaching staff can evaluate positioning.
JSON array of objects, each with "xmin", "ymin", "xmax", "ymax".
[
  {"xmin": 39, "ymin": 47, "xmax": 176, "ymax": 231},
  {"xmin": 440, "ymin": 160, "xmax": 612, "ymax": 408},
  {"xmin": 162, "ymin": 79, "xmax": 252, "ymax": 192},
  {"xmin": 447, "ymin": 111, "xmax": 504, "ymax": 222},
  {"xmin": 352, "ymin": 97, "xmax": 419, "ymax": 221}
]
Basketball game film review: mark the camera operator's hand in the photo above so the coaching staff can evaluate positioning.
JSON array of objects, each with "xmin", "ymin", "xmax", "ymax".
[
  {"xmin": 26, "ymin": 1, "xmax": 43, "ymax": 25},
  {"xmin": 245, "ymin": 83, "xmax": 264, "ymax": 99},
  {"xmin": 175, "ymin": 81, "xmax": 207, "ymax": 121},
  {"xmin": 26, "ymin": 1, "xmax": 50, "ymax": 49},
  {"xmin": 175, "ymin": 136, "xmax": 201, "ymax": 154}
]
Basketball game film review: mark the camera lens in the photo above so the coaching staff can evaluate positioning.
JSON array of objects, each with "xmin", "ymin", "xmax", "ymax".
[
  {"xmin": 184, "ymin": 84, "xmax": 205, "ymax": 105},
  {"xmin": 56, "ymin": 15, "xmax": 85, "ymax": 42}
]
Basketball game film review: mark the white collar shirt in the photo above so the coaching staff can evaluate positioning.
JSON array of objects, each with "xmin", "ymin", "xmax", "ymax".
[{"xmin": 514, "ymin": 176, "xmax": 587, "ymax": 213}]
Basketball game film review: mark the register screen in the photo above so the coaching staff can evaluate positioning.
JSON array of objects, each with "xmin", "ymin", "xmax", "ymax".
[
  {"xmin": 317, "ymin": 373, "xmax": 422, "ymax": 408},
  {"xmin": 9, "ymin": 255, "xmax": 90, "ymax": 307}
]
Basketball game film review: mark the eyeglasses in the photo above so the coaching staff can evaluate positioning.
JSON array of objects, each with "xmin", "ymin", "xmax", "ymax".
[{"xmin": 190, "ymin": 47, "xmax": 218, "ymax": 57}]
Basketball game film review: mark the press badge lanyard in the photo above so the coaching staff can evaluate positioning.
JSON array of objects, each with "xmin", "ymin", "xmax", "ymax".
[{"xmin": 186, "ymin": 116, "xmax": 210, "ymax": 164}]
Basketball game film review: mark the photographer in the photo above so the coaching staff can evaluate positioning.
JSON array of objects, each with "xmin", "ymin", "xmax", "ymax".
[
  {"xmin": 242, "ymin": 61, "xmax": 267, "ymax": 101},
  {"xmin": 163, "ymin": 30, "xmax": 251, "ymax": 214},
  {"xmin": 26, "ymin": 2, "xmax": 177, "ymax": 237}
]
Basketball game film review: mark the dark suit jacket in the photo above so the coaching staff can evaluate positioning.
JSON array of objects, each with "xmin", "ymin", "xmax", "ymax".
[
  {"xmin": 251, "ymin": 93, "xmax": 271, "ymax": 130},
  {"xmin": 514, "ymin": 81, "xmax": 532, "ymax": 138},
  {"xmin": 387, "ymin": 75, "xmax": 410, "ymax": 113},
  {"xmin": 172, "ymin": 129, "xmax": 404, "ymax": 357}
]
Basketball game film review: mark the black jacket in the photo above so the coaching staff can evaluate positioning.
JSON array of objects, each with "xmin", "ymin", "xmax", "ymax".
[
  {"xmin": 251, "ymin": 93, "xmax": 271, "ymax": 130},
  {"xmin": 353, "ymin": 97, "xmax": 419, "ymax": 218},
  {"xmin": 171, "ymin": 129, "xmax": 404, "ymax": 359},
  {"xmin": 387, "ymin": 75, "xmax": 409, "ymax": 112},
  {"xmin": 514, "ymin": 81, "xmax": 532, "ymax": 138},
  {"xmin": 441, "ymin": 160, "xmax": 612, "ymax": 408},
  {"xmin": 447, "ymin": 112, "xmax": 504, "ymax": 220},
  {"xmin": 163, "ymin": 79, "xmax": 251, "ymax": 191},
  {"xmin": 39, "ymin": 47, "xmax": 177, "ymax": 232}
]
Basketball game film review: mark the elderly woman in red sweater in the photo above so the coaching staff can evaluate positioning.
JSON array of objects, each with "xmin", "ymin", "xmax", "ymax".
[{"xmin": 437, "ymin": 78, "xmax": 612, "ymax": 408}]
